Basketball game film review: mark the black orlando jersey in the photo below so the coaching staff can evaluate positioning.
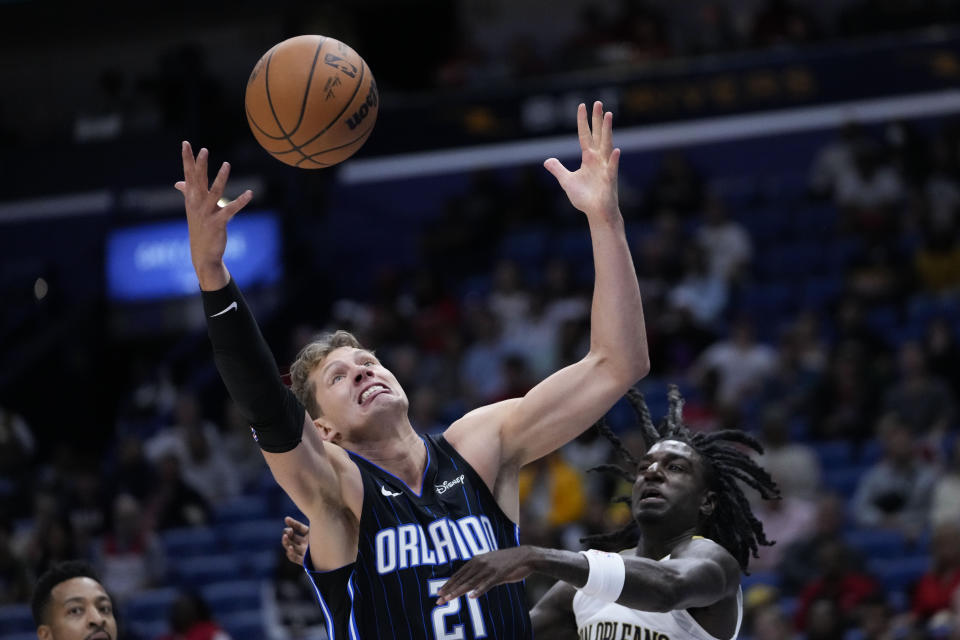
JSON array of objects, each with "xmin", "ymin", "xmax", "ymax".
[{"xmin": 305, "ymin": 433, "xmax": 533, "ymax": 640}]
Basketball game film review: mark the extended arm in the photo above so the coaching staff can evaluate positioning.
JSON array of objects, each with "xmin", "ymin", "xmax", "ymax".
[
  {"xmin": 445, "ymin": 103, "xmax": 650, "ymax": 506},
  {"xmin": 176, "ymin": 142, "xmax": 359, "ymax": 569},
  {"xmin": 437, "ymin": 540, "xmax": 739, "ymax": 612}
]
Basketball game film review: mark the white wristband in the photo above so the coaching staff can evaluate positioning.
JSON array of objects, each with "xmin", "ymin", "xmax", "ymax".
[{"xmin": 578, "ymin": 549, "xmax": 626, "ymax": 602}]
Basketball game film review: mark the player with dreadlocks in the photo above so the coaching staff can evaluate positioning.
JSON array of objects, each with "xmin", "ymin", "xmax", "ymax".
[{"xmin": 435, "ymin": 384, "xmax": 781, "ymax": 640}]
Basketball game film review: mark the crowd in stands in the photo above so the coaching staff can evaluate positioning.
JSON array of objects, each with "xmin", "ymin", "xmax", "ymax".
[{"xmin": 2, "ymin": 104, "xmax": 960, "ymax": 639}]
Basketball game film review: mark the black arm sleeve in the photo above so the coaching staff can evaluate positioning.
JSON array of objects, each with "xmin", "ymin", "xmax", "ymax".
[{"xmin": 201, "ymin": 277, "xmax": 305, "ymax": 453}]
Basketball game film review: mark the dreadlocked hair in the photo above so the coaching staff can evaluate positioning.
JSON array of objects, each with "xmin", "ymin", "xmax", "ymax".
[{"xmin": 582, "ymin": 385, "xmax": 781, "ymax": 573}]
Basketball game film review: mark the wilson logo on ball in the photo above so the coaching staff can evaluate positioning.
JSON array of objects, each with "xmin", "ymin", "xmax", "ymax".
[{"xmin": 346, "ymin": 82, "xmax": 379, "ymax": 131}]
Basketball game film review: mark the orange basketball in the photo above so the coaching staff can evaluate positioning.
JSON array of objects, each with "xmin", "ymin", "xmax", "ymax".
[{"xmin": 244, "ymin": 35, "xmax": 378, "ymax": 169}]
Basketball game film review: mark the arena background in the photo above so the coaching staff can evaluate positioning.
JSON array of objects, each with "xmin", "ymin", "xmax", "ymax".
[{"xmin": 3, "ymin": 1, "xmax": 960, "ymax": 639}]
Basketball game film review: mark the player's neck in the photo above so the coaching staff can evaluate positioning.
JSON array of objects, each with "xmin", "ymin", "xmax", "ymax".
[
  {"xmin": 635, "ymin": 525, "xmax": 699, "ymax": 560},
  {"xmin": 346, "ymin": 425, "xmax": 427, "ymax": 491}
]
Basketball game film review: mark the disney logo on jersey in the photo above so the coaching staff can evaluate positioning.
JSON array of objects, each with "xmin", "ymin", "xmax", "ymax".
[{"xmin": 435, "ymin": 474, "xmax": 466, "ymax": 495}]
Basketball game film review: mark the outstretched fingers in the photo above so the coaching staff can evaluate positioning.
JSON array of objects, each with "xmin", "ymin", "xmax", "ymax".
[{"xmin": 576, "ymin": 102, "xmax": 590, "ymax": 151}]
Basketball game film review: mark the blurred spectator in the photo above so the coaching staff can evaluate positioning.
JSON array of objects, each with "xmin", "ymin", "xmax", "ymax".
[
  {"xmin": 146, "ymin": 453, "xmax": 211, "ymax": 531},
  {"xmin": 835, "ymin": 140, "xmax": 906, "ymax": 242},
  {"xmin": 755, "ymin": 405, "xmax": 821, "ymax": 501},
  {"xmin": 851, "ymin": 413, "xmax": 936, "ymax": 539},
  {"xmin": 63, "ymin": 467, "xmax": 110, "ymax": 554},
  {"xmin": 0, "ymin": 517, "xmax": 30, "ymax": 604},
  {"xmin": 810, "ymin": 343, "xmax": 879, "ymax": 442},
  {"xmin": 749, "ymin": 491, "xmax": 817, "ymax": 572},
  {"xmin": 262, "ymin": 547, "xmax": 326, "ymax": 640},
  {"xmin": 18, "ymin": 491, "xmax": 78, "ymax": 579},
  {"xmin": 517, "ymin": 450, "xmax": 586, "ymax": 549},
  {"xmin": 809, "ymin": 121, "xmax": 868, "ymax": 199},
  {"xmin": 779, "ymin": 492, "xmax": 865, "ymax": 596},
  {"xmin": 146, "ymin": 391, "xmax": 240, "ymax": 505},
  {"xmin": 913, "ymin": 221, "xmax": 960, "ymax": 295},
  {"xmin": 794, "ymin": 539, "xmax": 882, "ymax": 633},
  {"xmin": 158, "ymin": 591, "xmax": 232, "ymax": 640},
  {"xmin": 911, "ymin": 521, "xmax": 960, "ymax": 624},
  {"xmin": 643, "ymin": 151, "xmax": 706, "ymax": 218},
  {"xmin": 923, "ymin": 138, "xmax": 960, "ymax": 228},
  {"xmin": 750, "ymin": 601, "xmax": 798, "ymax": 640},
  {"xmin": 855, "ymin": 593, "xmax": 902, "ymax": 640},
  {"xmin": 931, "ymin": 437, "xmax": 960, "ymax": 527},
  {"xmin": 690, "ymin": 316, "xmax": 777, "ymax": 409},
  {"xmin": 458, "ymin": 306, "xmax": 507, "ymax": 407},
  {"xmin": 109, "ymin": 434, "xmax": 159, "ymax": 502},
  {"xmin": 846, "ymin": 243, "xmax": 909, "ymax": 307},
  {"xmin": 219, "ymin": 399, "xmax": 268, "ymax": 492},
  {"xmin": 666, "ymin": 244, "xmax": 729, "ymax": 331},
  {"xmin": 91, "ymin": 493, "xmax": 165, "ymax": 601},
  {"xmin": 695, "ymin": 194, "xmax": 753, "ymax": 283},
  {"xmin": 883, "ymin": 340, "xmax": 955, "ymax": 439},
  {"xmin": 755, "ymin": 321, "xmax": 824, "ymax": 422},
  {"xmin": 0, "ymin": 404, "xmax": 37, "ymax": 516},
  {"xmin": 487, "ymin": 259, "xmax": 531, "ymax": 331},
  {"xmin": 488, "ymin": 353, "xmax": 536, "ymax": 404}
]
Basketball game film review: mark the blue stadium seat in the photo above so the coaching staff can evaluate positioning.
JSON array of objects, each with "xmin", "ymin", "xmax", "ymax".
[
  {"xmin": 221, "ymin": 609, "xmax": 266, "ymax": 640},
  {"xmin": 124, "ymin": 587, "xmax": 180, "ymax": 624},
  {"xmin": 844, "ymin": 529, "xmax": 907, "ymax": 558},
  {"xmin": 214, "ymin": 496, "xmax": 269, "ymax": 523},
  {"xmin": 802, "ymin": 276, "xmax": 843, "ymax": 309},
  {"xmin": 0, "ymin": 604, "xmax": 34, "ymax": 634},
  {"xmin": 246, "ymin": 549, "xmax": 280, "ymax": 579},
  {"xmin": 812, "ymin": 440, "xmax": 854, "ymax": 467},
  {"xmin": 161, "ymin": 526, "xmax": 219, "ymax": 557},
  {"xmin": 128, "ymin": 619, "xmax": 170, "ymax": 640},
  {"xmin": 174, "ymin": 554, "xmax": 240, "ymax": 587},
  {"xmin": 870, "ymin": 556, "xmax": 929, "ymax": 593},
  {"xmin": 202, "ymin": 579, "xmax": 263, "ymax": 615},
  {"xmin": 222, "ymin": 518, "xmax": 284, "ymax": 554},
  {"xmin": 821, "ymin": 466, "xmax": 865, "ymax": 498}
]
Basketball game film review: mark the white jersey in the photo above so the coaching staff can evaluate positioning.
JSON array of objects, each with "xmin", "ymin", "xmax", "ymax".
[{"xmin": 572, "ymin": 552, "xmax": 743, "ymax": 640}]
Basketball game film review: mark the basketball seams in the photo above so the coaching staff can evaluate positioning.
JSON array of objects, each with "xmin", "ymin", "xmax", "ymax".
[
  {"xmin": 287, "ymin": 36, "xmax": 327, "ymax": 138},
  {"xmin": 245, "ymin": 36, "xmax": 376, "ymax": 168},
  {"xmin": 264, "ymin": 47, "xmax": 312, "ymax": 164}
]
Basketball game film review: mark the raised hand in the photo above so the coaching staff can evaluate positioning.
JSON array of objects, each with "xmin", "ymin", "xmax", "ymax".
[
  {"xmin": 544, "ymin": 101, "xmax": 620, "ymax": 219},
  {"xmin": 435, "ymin": 547, "xmax": 537, "ymax": 604},
  {"xmin": 174, "ymin": 141, "xmax": 253, "ymax": 289},
  {"xmin": 281, "ymin": 516, "xmax": 310, "ymax": 566}
]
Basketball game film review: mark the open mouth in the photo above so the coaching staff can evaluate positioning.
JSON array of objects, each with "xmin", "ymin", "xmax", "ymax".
[
  {"xmin": 359, "ymin": 384, "xmax": 389, "ymax": 405},
  {"xmin": 86, "ymin": 632, "xmax": 111, "ymax": 640},
  {"xmin": 639, "ymin": 488, "xmax": 665, "ymax": 503}
]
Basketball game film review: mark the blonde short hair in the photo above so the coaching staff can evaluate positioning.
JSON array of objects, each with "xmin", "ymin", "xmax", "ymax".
[{"xmin": 289, "ymin": 330, "xmax": 363, "ymax": 418}]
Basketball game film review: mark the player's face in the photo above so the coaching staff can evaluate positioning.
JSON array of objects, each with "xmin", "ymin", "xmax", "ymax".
[
  {"xmin": 38, "ymin": 577, "xmax": 116, "ymax": 640},
  {"xmin": 310, "ymin": 347, "xmax": 409, "ymax": 436},
  {"xmin": 632, "ymin": 440, "xmax": 710, "ymax": 525}
]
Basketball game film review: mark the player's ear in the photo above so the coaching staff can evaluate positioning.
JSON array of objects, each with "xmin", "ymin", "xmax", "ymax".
[
  {"xmin": 314, "ymin": 417, "xmax": 341, "ymax": 443},
  {"xmin": 699, "ymin": 490, "xmax": 716, "ymax": 519},
  {"xmin": 37, "ymin": 625, "xmax": 52, "ymax": 640}
]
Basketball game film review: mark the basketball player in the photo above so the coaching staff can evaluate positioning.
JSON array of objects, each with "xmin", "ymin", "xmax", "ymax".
[
  {"xmin": 436, "ymin": 386, "xmax": 781, "ymax": 640},
  {"xmin": 32, "ymin": 560, "xmax": 117, "ymax": 640},
  {"xmin": 280, "ymin": 388, "xmax": 780, "ymax": 640},
  {"xmin": 175, "ymin": 101, "xmax": 650, "ymax": 640}
]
